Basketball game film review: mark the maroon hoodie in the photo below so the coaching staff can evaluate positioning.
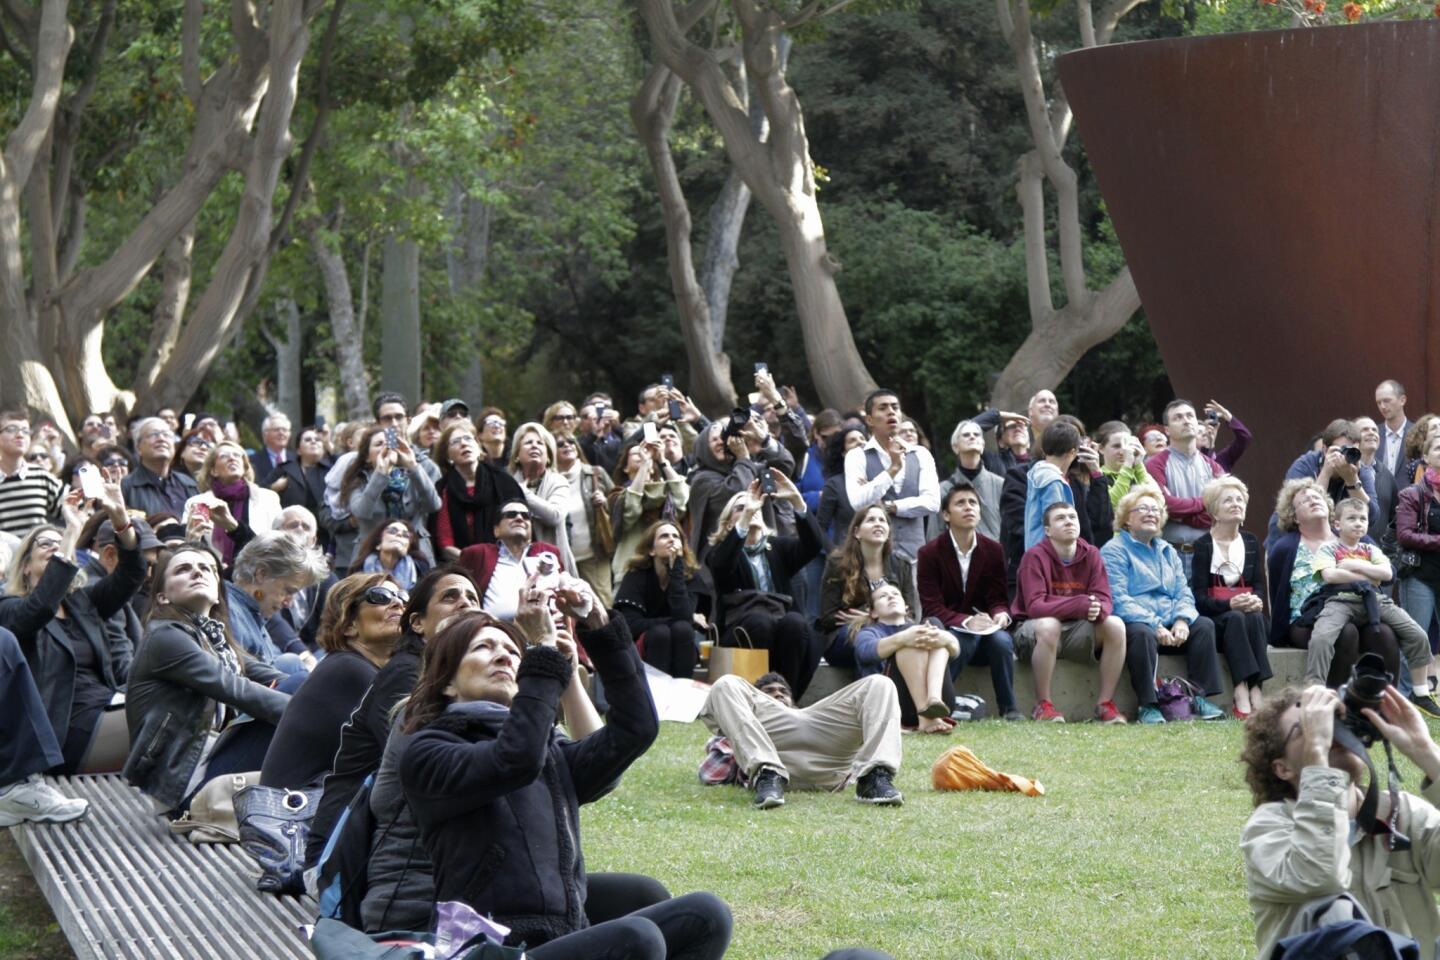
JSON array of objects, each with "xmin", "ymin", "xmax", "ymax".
[{"xmin": 1011, "ymin": 537, "xmax": 1114, "ymax": 623}]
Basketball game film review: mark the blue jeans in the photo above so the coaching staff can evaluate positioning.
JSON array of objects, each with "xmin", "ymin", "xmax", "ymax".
[
  {"xmin": 947, "ymin": 628, "xmax": 1017, "ymax": 714},
  {"xmin": 0, "ymin": 627, "xmax": 63, "ymax": 785}
]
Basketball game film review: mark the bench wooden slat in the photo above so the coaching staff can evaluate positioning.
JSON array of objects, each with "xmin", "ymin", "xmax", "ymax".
[{"xmin": 11, "ymin": 775, "xmax": 317, "ymax": 960}]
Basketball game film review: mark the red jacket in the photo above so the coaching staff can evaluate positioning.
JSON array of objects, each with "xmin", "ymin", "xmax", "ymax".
[
  {"xmin": 457, "ymin": 540, "xmax": 565, "ymax": 599},
  {"xmin": 1144, "ymin": 448, "xmax": 1224, "ymax": 528},
  {"xmin": 916, "ymin": 531, "xmax": 1009, "ymax": 630},
  {"xmin": 1011, "ymin": 538, "xmax": 1113, "ymax": 623}
]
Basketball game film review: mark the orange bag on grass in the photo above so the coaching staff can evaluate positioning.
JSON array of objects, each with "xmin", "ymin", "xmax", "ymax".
[{"xmin": 931, "ymin": 745, "xmax": 1045, "ymax": 797}]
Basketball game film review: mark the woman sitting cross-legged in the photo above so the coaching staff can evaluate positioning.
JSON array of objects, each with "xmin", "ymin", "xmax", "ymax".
[
  {"xmin": 260, "ymin": 574, "xmax": 407, "ymax": 791},
  {"xmin": 124, "ymin": 544, "xmax": 291, "ymax": 814},
  {"xmin": 614, "ymin": 520, "xmax": 713, "ymax": 679},
  {"xmin": 706, "ymin": 472, "xmax": 826, "ymax": 701},
  {"xmin": 815, "ymin": 505, "xmax": 919, "ymax": 671},
  {"xmin": 1189, "ymin": 476, "xmax": 1272, "ymax": 719},
  {"xmin": 853, "ymin": 582, "xmax": 958, "ymax": 733},
  {"xmin": 1099, "ymin": 484, "xmax": 1227, "ymax": 724},
  {"xmin": 399, "ymin": 589, "xmax": 732, "ymax": 958},
  {"xmin": 352, "ymin": 519, "xmax": 431, "ymax": 592}
]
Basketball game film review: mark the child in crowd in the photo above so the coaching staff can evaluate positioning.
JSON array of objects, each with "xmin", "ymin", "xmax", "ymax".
[{"xmin": 1308, "ymin": 498, "xmax": 1439, "ymax": 713}]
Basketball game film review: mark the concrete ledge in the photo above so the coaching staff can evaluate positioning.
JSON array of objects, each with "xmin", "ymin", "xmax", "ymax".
[{"xmin": 798, "ymin": 647, "xmax": 1310, "ymax": 718}]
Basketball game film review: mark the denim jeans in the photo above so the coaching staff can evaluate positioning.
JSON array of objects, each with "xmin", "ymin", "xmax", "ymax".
[{"xmin": 947, "ymin": 628, "xmax": 1017, "ymax": 713}]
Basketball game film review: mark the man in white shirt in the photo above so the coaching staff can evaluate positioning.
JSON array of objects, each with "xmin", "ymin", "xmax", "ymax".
[
  {"xmin": 843, "ymin": 389, "xmax": 939, "ymax": 562},
  {"xmin": 1375, "ymin": 379, "xmax": 1411, "ymax": 479}
]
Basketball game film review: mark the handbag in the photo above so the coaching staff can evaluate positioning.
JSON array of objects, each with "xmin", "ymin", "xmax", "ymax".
[
  {"xmin": 167, "ymin": 771, "xmax": 260, "ymax": 844},
  {"xmin": 1155, "ymin": 676, "xmax": 1201, "ymax": 722},
  {"xmin": 589, "ymin": 472, "xmax": 616, "ymax": 557},
  {"xmin": 235, "ymin": 784, "xmax": 323, "ymax": 895},
  {"xmin": 708, "ymin": 625, "xmax": 771, "ymax": 684},
  {"xmin": 1207, "ymin": 585, "xmax": 1254, "ymax": 603}
]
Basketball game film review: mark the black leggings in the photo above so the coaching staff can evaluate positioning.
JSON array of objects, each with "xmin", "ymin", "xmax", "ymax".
[
  {"xmin": 642, "ymin": 622, "xmax": 698, "ymax": 679},
  {"xmin": 587, "ymin": 873, "xmax": 672, "ymax": 924},
  {"xmin": 528, "ymin": 891, "xmax": 732, "ymax": 960},
  {"xmin": 726, "ymin": 611, "xmax": 824, "ymax": 700},
  {"xmin": 1287, "ymin": 623, "xmax": 1400, "ymax": 687}
]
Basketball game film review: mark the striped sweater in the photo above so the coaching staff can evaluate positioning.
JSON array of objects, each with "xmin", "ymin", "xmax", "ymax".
[{"xmin": 0, "ymin": 468, "xmax": 65, "ymax": 536}]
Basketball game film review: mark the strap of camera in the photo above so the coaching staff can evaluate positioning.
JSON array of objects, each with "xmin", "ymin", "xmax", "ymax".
[{"xmin": 1331, "ymin": 722, "xmax": 1410, "ymax": 851}]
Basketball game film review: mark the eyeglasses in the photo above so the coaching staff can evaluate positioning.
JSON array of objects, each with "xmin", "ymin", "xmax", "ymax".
[
  {"xmin": 552, "ymin": 413, "xmax": 577, "ymax": 422},
  {"xmin": 482, "ymin": 418, "xmax": 506, "ymax": 429},
  {"xmin": 1, "ymin": 425, "xmax": 31, "ymax": 437},
  {"xmin": 33, "ymin": 537, "xmax": 63, "ymax": 550},
  {"xmin": 363, "ymin": 586, "xmax": 408, "ymax": 607},
  {"xmin": 24, "ymin": 453, "xmax": 49, "ymax": 463},
  {"xmin": 100, "ymin": 458, "xmax": 128, "ymax": 469},
  {"xmin": 382, "ymin": 525, "xmax": 411, "ymax": 538},
  {"xmin": 500, "ymin": 509, "xmax": 531, "ymax": 521},
  {"xmin": 186, "ymin": 438, "xmax": 213, "ymax": 449},
  {"xmin": 1132, "ymin": 504, "xmax": 1162, "ymax": 516}
]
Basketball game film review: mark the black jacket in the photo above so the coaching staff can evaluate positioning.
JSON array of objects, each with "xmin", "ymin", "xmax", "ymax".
[
  {"xmin": 685, "ymin": 425, "xmax": 798, "ymax": 561},
  {"xmin": 306, "ymin": 635, "xmax": 423, "ymax": 867},
  {"xmin": 123, "ymin": 618, "xmax": 289, "ymax": 811},
  {"xmin": 269, "ymin": 456, "xmax": 334, "ymax": 549},
  {"xmin": 400, "ymin": 619, "xmax": 657, "ymax": 948},
  {"xmin": 260, "ymin": 648, "xmax": 378, "ymax": 789},
  {"xmin": 613, "ymin": 563, "xmax": 713, "ymax": 636},
  {"xmin": 705, "ymin": 510, "xmax": 824, "ymax": 631},
  {"xmin": 1189, "ymin": 532, "xmax": 1268, "ymax": 619},
  {"xmin": 0, "ymin": 548, "xmax": 145, "ymax": 750}
]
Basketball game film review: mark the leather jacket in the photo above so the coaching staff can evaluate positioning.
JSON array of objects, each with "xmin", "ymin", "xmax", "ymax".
[{"xmin": 123, "ymin": 618, "xmax": 289, "ymax": 811}]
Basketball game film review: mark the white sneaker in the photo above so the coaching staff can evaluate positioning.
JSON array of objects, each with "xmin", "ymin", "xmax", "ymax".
[{"xmin": 0, "ymin": 774, "xmax": 89, "ymax": 827}]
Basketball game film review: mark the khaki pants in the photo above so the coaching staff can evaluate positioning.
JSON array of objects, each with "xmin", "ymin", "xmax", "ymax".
[
  {"xmin": 698, "ymin": 673, "xmax": 901, "ymax": 789},
  {"xmin": 574, "ymin": 555, "xmax": 614, "ymax": 610},
  {"xmin": 1307, "ymin": 594, "xmax": 1432, "ymax": 684}
]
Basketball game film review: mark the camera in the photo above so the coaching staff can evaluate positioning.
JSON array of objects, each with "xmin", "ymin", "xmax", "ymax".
[
  {"xmin": 760, "ymin": 470, "xmax": 777, "ymax": 496},
  {"xmin": 1206, "ymin": 410, "xmax": 1219, "ymax": 424},
  {"xmin": 1338, "ymin": 652, "xmax": 1391, "ymax": 746},
  {"xmin": 1341, "ymin": 445, "xmax": 1363, "ymax": 465},
  {"xmin": 721, "ymin": 408, "xmax": 751, "ymax": 443}
]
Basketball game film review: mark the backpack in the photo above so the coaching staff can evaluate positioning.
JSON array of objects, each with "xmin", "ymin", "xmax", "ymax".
[{"xmin": 315, "ymin": 773, "xmax": 377, "ymax": 929}]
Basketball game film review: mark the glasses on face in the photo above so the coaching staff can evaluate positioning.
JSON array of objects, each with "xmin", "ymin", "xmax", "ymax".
[
  {"xmin": 100, "ymin": 458, "xmax": 127, "ymax": 469},
  {"xmin": 33, "ymin": 537, "xmax": 62, "ymax": 551},
  {"xmin": 1, "ymin": 424, "xmax": 32, "ymax": 437},
  {"xmin": 383, "ymin": 525, "xmax": 411, "ymax": 539},
  {"xmin": 363, "ymin": 586, "xmax": 408, "ymax": 607},
  {"xmin": 187, "ymin": 437, "xmax": 212, "ymax": 450},
  {"xmin": 483, "ymin": 418, "xmax": 506, "ymax": 430},
  {"xmin": 1132, "ymin": 504, "xmax": 1162, "ymax": 517},
  {"xmin": 24, "ymin": 453, "xmax": 49, "ymax": 463},
  {"xmin": 500, "ymin": 509, "xmax": 531, "ymax": 522},
  {"xmin": 553, "ymin": 413, "xmax": 577, "ymax": 422}
]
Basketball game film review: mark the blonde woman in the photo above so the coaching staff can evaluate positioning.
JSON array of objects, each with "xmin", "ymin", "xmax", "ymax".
[
  {"xmin": 188, "ymin": 440, "xmax": 282, "ymax": 566},
  {"xmin": 508, "ymin": 422, "xmax": 575, "ymax": 573}
]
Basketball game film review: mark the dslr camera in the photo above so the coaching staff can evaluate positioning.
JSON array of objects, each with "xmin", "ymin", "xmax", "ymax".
[
  {"xmin": 1340, "ymin": 445, "xmax": 1363, "ymax": 466},
  {"xmin": 721, "ymin": 408, "xmax": 751, "ymax": 443},
  {"xmin": 1337, "ymin": 652, "xmax": 1391, "ymax": 747}
]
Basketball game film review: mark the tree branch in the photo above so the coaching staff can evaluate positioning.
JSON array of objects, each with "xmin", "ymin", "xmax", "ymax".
[
  {"xmin": 0, "ymin": 17, "xmax": 31, "ymax": 72},
  {"xmin": 1097, "ymin": 0, "xmax": 1146, "ymax": 43},
  {"xmin": 1015, "ymin": 151, "xmax": 1052, "ymax": 324},
  {"xmin": 181, "ymin": 0, "xmax": 203, "ymax": 104},
  {"xmin": 5, "ymin": 0, "xmax": 71, "ymax": 192}
]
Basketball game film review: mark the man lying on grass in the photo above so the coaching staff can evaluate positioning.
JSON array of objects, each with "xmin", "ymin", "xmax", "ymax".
[
  {"xmin": 1240, "ymin": 681, "xmax": 1440, "ymax": 958},
  {"xmin": 698, "ymin": 672, "xmax": 904, "ymax": 809}
]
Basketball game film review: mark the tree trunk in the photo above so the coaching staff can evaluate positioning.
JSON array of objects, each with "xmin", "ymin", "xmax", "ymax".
[
  {"xmin": 134, "ymin": 220, "xmax": 196, "ymax": 394},
  {"xmin": 636, "ymin": 0, "xmax": 877, "ymax": 412},
  {"xmin": 380, "ymin": 232, "xmax": 421, "ymax": 403},
  {"xmin": 269, "ymin": 297, "xmax": 303, "ymax": 425},
  {"xmin": 632, "ymin": 60, "xmax": 737, "ymax": 415},
  {"xmin": 310, "ymin": 225, "xmax": 370, "ymax": 420}
]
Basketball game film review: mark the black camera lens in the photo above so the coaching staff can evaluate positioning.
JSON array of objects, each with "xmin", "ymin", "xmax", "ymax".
[
  {"xmin": 1342, "ymin": 445, "xmax": 1363, "ymax": 465},
  {"xmin": 1338, "ymin": 652, "xmax": 1392, "ymax": 746}
]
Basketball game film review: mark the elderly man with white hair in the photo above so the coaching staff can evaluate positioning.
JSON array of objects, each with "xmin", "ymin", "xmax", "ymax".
[
  {"xmin": 972, "ymin": 388, "xmax": 1061, "ymax": 476},
  {"xmin": 268, "ymin": 506, "xmax": 337, "ymax": 659},
  {"xmin": 250, "ymin": 412, "xmax": 292, "ymax": 484},
  {"xmin": 929, "ymin": 418, "xmax": 1004, "ymax": 542},
  {"xmin": 121, "ymin": 416, "xmax": 199, "ymax": 517}
]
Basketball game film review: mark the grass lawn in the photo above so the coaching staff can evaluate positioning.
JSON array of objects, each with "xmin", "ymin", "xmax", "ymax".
[{"xmin": 583, "ymin": 717, "xmax": 1271, "ymax": 960}]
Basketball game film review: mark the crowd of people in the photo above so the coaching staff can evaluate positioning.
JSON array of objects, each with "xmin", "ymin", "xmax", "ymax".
[{"xmin": 0, "ymin": 372, "xmax": 1438, "ymax": 956}]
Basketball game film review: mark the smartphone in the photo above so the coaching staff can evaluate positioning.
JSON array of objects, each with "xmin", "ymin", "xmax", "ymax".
[
  {"xmin": 595, "ymin": 403, "xmax": 607, "ymax": 423},
  {"xmin": 77, "ymin": 464, "xmax": 105, "ymax": 502},
  {"xmin": 183, "ymin": 413, "xmax": 195, "ymax": 432},
  {"xmin": 384, "ymin": 426, "xmax": 399, "ymax": 449},
  {"xmin": 522, "ymin": 553, "xmax": 561, "ymax": 591},
  {"xmin": 754, "ymin": 362, "xmax": 768, "ymax": 375},
  {"xmin": 643, "ymin": 421, "xmax": 659, "ymax": 444},
  {"xmin": 759, "ymin": 470, "xmax": 777, "ymax": 496},
  {"xmin": 748, "ymin": 392, "xmax": 763, "ymax": 406},
  {"xmin": 1207, "ymin": 410, "xmax": 1220, "ymax": 424},
  {"xmin": 661, "ymin": 373, "xmax": 682, "ymax": 421},
  {"xmin": 190, "ymin": 501, "xmax": 211, "ymax": 523}
]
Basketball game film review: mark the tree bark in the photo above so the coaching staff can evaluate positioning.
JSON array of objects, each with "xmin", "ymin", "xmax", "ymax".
[
  {"xmin": 134, "ymin": 221, "xmax": 196, "ymax": 395},
  {"xmin": 635, "ymin": 0, "xmax": 877, "ymax": 412},
  {"xmin": 261, "ymin": 296, "xmax": 303, "ymax": 426},
  {"xmin": 380, "ymin": 232, "xmax": 421, "ymax": 404},
  {"xmin": 632, "ymin": 58, "xmax": 737, "ymax": 415},
  {"xmin": 988, "ymin": 0, "xmax": 1144, "ymax": 409},
  {"xmin": 310, "ymin": 222, "xmax": 370, "ymax": 421}
]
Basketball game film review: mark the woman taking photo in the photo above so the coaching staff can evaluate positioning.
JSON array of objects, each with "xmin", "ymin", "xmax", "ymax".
[
  {"xmin": 555, "ymin": 434, "xmax": 615, "ymax": 606},
  {"xmin": 509, "ymin": 422, "xmax": 575, "ymax": 572},
  {"xmin": 352, "ymin": 520, "xmax": 431, "ymax": 591},
  {"xmin": 1268, "ymin": 477, "xmax": 1399, "ymax": 686},
  {"xmin": 267, "ymin": 426, "xmax": 333, "ymax": 552},
  {"xmin": 1100, "ymin": 485, "xmax": 1226, "ymax": 724},
  {"xmin": 190, "ymin": 440, "xmax": 283, "ymax": 568},
  {"xmin": 342, "ymin": 424, "xmax": 442, "ymax": 570},
  {"xmin": 608, "ymin": 436, "xmax": 690, "ymax": 587},
  {"xmin": 260, "ymin": 573, "xmax": 406, "ymax": 790},
  {"xmin": 399, "ymin": 600, "xmax": 731, "ymax": 958},
  {"xmin": 1096, "ymin": 421, "xmax": 1150, "ymax": 510},
  {"xmin": 431, "ymin": 422, "xmax": 525, "ymax": 561},
  {"xmin": 1, "ymin": 483, "xmax": 145, "ymax": 774},
  {"xmin": 707, "ymin": 473, "xmax": 826, "ymax": 700},
  {"xmin": 816, "ymin": 505, "xmax": 919, "ymax": 670},
  {"xmin": 815, "ymin": 425, "xmax": 867, "ymax": 540},
  {"xmin": 124, "ymin": 545, "xmax": 290, "ymax": 813},
  {"xmin": 615, "ymin": 520, "xmax": 712, "ymax": 679},
  {"xmin": 1189, "ymin": 477, "xmax": 1271, "ymax": 719}
]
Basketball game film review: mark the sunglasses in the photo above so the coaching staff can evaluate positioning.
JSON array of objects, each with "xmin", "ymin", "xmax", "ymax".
[
  {"xmin": 363, "ymin": 586, "xmax": 408, "ymax": 607},
  {"xmin": 100, "ymin": 458, "xmax": 128, "ymax": 469},
  {"xmin": 24, "ymin": 452, "xmax": 48, "ymax": 463},
  {"xmin": 552, "ymin": 413, "xmax": 578, "ymax": 422},
  {"xmin": 500, "ymin": 509, "xmax": 531, "ymax": 521}
]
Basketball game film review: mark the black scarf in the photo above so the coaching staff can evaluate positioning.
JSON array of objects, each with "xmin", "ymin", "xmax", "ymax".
[
  {"xmin": 443, "ymin": 463, "xmax": 524, "ymax": 550},
  {"xmin": 184, "ymin": 609, "xmax": 241, "ymax": 677}
]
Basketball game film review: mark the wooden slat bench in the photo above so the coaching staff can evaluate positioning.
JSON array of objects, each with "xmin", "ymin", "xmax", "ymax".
[{"xmin": 8, "ymin": 774, "xmax": 315, "ymax": 960}]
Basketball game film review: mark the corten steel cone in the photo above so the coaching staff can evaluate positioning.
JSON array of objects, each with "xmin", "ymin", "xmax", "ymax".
[{"xmin": 1059, "ymin": 21, "xmax": 1440, "ymax": 510}]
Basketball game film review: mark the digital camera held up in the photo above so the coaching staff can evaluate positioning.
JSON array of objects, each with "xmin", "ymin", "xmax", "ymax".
[{"xmin": 1338, "ymin": 652, "xmax": 1391, "ymax": 747}]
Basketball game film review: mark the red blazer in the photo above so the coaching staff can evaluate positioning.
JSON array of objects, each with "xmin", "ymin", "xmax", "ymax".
[
  {"xmin": 916, "ymin": 531, "xmax": 1010, "ymax": 630},
  {"xmin": 457, "ymin": 540, "xmax": 565, "ymax": 599}
]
